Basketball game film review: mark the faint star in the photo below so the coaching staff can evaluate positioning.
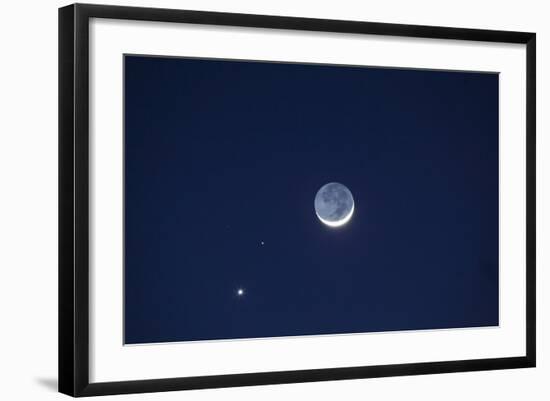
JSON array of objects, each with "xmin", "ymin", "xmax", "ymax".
[{"xmin": 260, "ymin": 241, "xmax": 265, "ymax": 245}]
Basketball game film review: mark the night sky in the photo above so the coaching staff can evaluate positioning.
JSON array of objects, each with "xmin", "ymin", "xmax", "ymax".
[{"xmin": 124, "ymin": 55, "xmax": 499, "ymax": 344}]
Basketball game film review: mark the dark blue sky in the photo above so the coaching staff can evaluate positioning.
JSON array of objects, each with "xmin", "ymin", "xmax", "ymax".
[{"xmin": 124, "ymin": 55, "xmax": 499, "ymax": 344}]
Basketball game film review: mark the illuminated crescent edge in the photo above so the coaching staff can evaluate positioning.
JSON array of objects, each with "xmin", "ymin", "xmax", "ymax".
[{"xmin": 316, "ymin": 201, "xmax": 354, "ymax": 227}]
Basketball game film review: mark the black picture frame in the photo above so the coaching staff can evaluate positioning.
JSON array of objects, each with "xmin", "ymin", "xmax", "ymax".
[{"xmin": 59, "ymin": 3, "xmax": 536, "ymax": 397}]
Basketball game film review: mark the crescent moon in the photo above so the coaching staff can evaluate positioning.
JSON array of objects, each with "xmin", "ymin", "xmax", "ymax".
[
  {"xmin": 314, "ymin": 182, "xmax": 355, "ymax": 228},
  {"xmin": 316, "ymin": 202, "xmax": 354, "ymax": 227}
]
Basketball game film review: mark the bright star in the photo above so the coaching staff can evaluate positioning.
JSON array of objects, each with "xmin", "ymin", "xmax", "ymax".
[{"xmin": 237, "ymin": 288, "xmax": 244, "ymax": 296}]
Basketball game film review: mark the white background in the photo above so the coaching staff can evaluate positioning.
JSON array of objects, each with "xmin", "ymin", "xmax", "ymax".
[{"xmin": 0, "ymin": 0, "xmax": 547, "ymax": 399}]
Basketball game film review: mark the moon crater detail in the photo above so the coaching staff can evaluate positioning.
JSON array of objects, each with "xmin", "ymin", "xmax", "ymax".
[{"xmin": 314, "ymin": 182, "xmax": 354, "ymax": 227}]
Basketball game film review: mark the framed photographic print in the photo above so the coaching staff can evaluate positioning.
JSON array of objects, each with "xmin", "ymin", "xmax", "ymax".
[{"xmin": 58, "ymin": 3, "xmax": 536, "ymax": 397}]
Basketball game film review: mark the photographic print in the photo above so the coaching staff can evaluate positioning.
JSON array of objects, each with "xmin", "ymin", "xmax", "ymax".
[
  {"xmin": 123, "ymin": 55, "xmax": 499, "ymax": 345},
  {"xmin": 59, "ymin": 5, "xmax": 535, "ymax": 395}
]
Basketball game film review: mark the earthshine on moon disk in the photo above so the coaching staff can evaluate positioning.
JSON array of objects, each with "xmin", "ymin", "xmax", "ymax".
[{"xmin": 314, "ymin": 182, "xmax": 354, "ymax": 227}]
